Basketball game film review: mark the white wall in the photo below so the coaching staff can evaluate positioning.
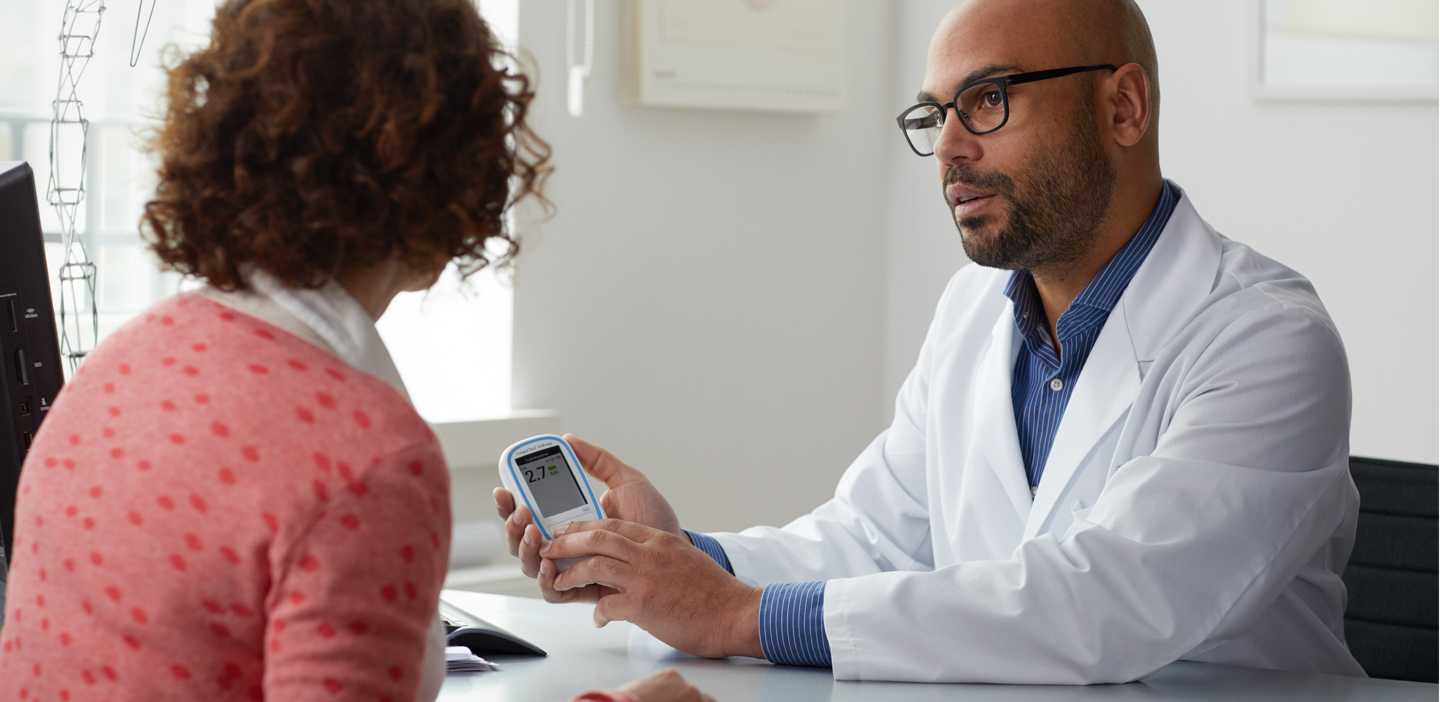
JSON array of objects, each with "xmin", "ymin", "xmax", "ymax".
[
  {"xmin": 882, "ymin": 0, "xmax": 972, "ymax": 419},
  {"xmin": 880, "ymin": 1, "xmax": 1440, "ymax": 464},
  {"xmin": 510, "ymin": 2, "xmax": 895, "ymax": 533},
  {"xmin": 501, "ymin": 1, "xmax": 1435, "ymax": 541}
]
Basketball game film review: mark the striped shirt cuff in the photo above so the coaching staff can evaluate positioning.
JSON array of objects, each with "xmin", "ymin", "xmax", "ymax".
[
  {"xmin": 684, "ymin": 530, "xmax": 734, "ymax": 575},
  {"xmin": 758, "ymin": 581, "xmax": 832, "ymax": 667}
]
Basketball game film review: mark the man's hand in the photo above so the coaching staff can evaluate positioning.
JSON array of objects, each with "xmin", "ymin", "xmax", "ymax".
[
  {"xmin": 541, "ymin": 519, "xmax": 764, "ymax": 660},
  {"xmin": 494, "ymin": 434, "xmax": 683, "ymax": 585}
]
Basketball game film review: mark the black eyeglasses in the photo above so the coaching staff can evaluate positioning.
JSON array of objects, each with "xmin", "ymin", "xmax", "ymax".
[{"xmin": 896, "ymin": 64, "xmax": 1118, "ymax": 157}]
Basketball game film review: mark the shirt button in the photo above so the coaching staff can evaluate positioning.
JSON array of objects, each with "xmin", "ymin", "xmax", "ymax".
[{"xmin": 1050, "ymin": 378, "xmax": 1064, "ymax": 391}]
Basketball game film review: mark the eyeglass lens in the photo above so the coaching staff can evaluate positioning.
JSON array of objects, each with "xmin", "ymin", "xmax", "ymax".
[
  {"xmin": 901, "ymin": 82, "xmax": 1008, "ymax": 155},
  {"xmin": 901, "ymin": 104, "xmax": 944, "ymax": 156}
]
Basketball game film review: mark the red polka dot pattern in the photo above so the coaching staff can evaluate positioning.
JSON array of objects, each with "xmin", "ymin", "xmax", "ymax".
[{"xmin": 0, "ymin": 294, "xmax": 451, "ymax": 702}]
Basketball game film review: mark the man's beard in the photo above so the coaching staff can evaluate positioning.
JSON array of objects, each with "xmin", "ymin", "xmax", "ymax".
[{"xmin": 945, "ymin": 106, "xmax": 1117, "ymax": 271}]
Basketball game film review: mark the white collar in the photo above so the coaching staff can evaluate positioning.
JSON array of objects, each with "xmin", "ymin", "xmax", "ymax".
[{"xmin": 198, "ymin": 269, "xmax": 411, "ymax": 403}]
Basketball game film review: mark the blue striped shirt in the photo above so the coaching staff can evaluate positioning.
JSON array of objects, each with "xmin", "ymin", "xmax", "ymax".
[
  {"xmin": 1009, "ymin": 181, "xmax": 1177, "ymax": 487},
  {"xmin": 686, "ymin": 181, "xmax": 1179, "ymax": 667},
  {"xmin": 685, "ymin": 529, "xmax": 832, "ymax": 665}
]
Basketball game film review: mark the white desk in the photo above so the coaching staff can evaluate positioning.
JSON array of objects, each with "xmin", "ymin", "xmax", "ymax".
[{"xmin": 438, "ymin": 591, "xmax": 1436, "ymax": 702}]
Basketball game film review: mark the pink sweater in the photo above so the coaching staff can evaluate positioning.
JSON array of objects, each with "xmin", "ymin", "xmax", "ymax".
[{"xmin": 0, "ymin": 294, "xmax": 451, "ymax": 701}]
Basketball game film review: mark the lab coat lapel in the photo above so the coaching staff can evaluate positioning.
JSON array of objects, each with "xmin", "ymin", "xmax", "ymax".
[
  {"xmin": 1024, "ymin": 310, "xmax": 1139, "ymax": 540},
  {"xmin": 1121, "ymin": 190, "xmax": 1224, "ymax": 365},
  {"xmin": 1022, "ymin": 186, "xmax": 1222, "ymax": 540},
  {"xmin": 973, "ymin": 305, "xmax": 1033, "ymax": 524}
]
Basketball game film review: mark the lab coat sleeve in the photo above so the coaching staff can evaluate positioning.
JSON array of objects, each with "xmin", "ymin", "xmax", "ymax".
[
  {"xmin": 707, "ymin": 274, "xmax": 955, "ymax": 586},
  {"xmin": 823, "ymin": 299, "xmax": 1355, "ymax": 683}
]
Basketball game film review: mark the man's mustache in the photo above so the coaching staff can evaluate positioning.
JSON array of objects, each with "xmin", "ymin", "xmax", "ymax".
[{"xmin": 943, "ymin": 164, "xmax": 1015, "ymax": 194}]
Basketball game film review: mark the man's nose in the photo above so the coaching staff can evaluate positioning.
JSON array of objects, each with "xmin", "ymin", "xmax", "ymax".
[{"xmin": 932, "ymin": 109, "xmax": 981, "ymax": 165}]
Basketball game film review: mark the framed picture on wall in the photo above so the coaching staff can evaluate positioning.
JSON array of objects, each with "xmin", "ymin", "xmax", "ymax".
[
  {"xmin": 1250, "ymin": 0, "xmax": 1438, "ymax": 102},
  {"xmin": 620, "ymin": 0, "xmax": 847, "ymax": 114}
]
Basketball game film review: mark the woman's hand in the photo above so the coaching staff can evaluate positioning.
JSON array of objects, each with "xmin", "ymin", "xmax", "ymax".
[{"xmin": 616, "ymin": 669, "xmax": 714, "ymax": 702}]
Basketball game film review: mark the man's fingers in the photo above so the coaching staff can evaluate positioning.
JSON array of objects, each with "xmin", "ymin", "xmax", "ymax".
[
  {"xmin": 539, "ymin": 559, "xmax": 606, "ymax": 604},
  {"xmin": 504, "ymin": 503, "xmax": 538, "ymax": 558},
  {"xmin": 593, "ymin": 593, "xmax": 625, "ymax": 627},
  {"xmin": 538, "ymin": 558, "xmax": 572, "ymax": 602},
  {"xmin": 552, "ymin": 582, "xmax": 606, "ymax": 605},
  {"xmin": 591, "ymin": 591, "xmax": 644, "ymax": 629},
  {"xmin": 504, "ymin": 505, "xmax": 527, "ymax": 558},
  {"xmin": 505, "ymin": 502, "xmax": 542, "ymax": 578},
  {"xmin": 553, "ymin": 555, "xmax": 633, "ymax": 592},
  {"xmin": 493, "ymin": 487, "xmax": 515, "ymax": 520},
  {"xmin": 518, "ymin": 523, "xmax": 545, "ymax": 578},
  {"xmin": 543, "ymin": 523, "xmax": 651, "ymax": 563},
  {"xmin": 551, "ymin": 517, "xmax": 661, "ymax": 545}
]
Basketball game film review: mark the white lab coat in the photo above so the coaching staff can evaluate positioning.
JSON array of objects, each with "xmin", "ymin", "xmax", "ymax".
[{"xmin": 711, "ymin": 185, "xmax": 1366, "ymax": 684}]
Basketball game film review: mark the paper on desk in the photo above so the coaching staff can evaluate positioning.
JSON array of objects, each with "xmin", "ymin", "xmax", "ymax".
[{"xmin": 446, "ymin": 646, "xmax": 498, "ymax": 673}]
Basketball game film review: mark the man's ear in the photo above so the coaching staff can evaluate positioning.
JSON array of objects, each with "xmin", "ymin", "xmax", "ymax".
[{"xmin": 1107, "ymin": 63, "xmax": 1151, "ymax": 147}]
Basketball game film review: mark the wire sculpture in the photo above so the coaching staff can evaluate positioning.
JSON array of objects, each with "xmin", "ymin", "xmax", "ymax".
[
  {"xmin": 129, "ymin": 0, "xmax": 157, "ymax": 67},
  {"xmin": 49, "ymin": 0, "xmax": 105, "ymax": 374}
]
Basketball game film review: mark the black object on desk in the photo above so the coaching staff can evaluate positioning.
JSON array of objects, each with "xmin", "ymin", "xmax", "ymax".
[
  {"xmin": 1342, "ymin": 456, "xmax": 1437, "ymax": 683},
  {"xmin": 441, "ymin": 596, "xmax": 547, "ymax": 657}
]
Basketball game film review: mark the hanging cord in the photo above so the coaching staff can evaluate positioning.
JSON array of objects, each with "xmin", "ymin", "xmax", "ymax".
[
  {"xmin": 565, "ymin": 0, "xmax": 594, "ymax": 117},
  {"xmin": 129, "ymin": 0, "xmax": 157, "ymax": 67}
]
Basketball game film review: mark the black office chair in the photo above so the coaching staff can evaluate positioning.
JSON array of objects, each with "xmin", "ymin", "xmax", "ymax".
[{"xmin": 1341, "ymin": 456, "xmax": 1438, "ymax": 683}]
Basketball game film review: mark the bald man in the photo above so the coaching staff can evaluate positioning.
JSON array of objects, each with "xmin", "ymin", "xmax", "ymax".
[{"xmin": 495, "ymin": 0, "xmax": 1364, "ymax": 684}]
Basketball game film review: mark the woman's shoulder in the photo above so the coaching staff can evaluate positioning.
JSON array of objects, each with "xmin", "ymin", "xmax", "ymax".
[
  {"xmin": 37, "ymin": 290, "xmax": 444, "ymax": 541},
  {"xmin": 67, "ymin": 292, "xmax": 438, "ymax": 463}
]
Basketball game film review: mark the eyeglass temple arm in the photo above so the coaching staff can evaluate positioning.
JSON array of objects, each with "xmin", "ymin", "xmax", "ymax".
[{"xmin": 1005, "ymin": 64, "xmax": 1119, "ymax": 86}]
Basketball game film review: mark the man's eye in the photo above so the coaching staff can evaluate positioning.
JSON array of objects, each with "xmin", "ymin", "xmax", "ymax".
[{"xmin": 981, "ymin": 90, "xmax": 1003, "ymax": 108}]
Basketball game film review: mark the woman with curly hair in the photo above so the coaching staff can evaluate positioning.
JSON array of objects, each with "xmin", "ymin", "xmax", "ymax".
[{"xmin": 0, "ymin": 1, "xmax": 707, "ymax": 701}]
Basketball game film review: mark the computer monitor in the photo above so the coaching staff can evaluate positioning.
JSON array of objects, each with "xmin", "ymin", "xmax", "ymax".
[{"xmin": 0, "ymin": 162, "xmax": 68, "ymax": 598}]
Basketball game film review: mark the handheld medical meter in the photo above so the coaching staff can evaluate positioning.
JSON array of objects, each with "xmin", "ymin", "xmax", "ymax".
[{"xmin": 499, "ymin": 435, "xmax": 606, "ymax": 572}]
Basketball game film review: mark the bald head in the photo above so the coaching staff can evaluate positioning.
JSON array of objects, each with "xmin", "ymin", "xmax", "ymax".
[
  {"xmin": 920, "ymin": 0, "xmax": 1168, "ymax": 283},
  {"xmin": 932, "ymin": 0, "xmax": 1160, "ymax": 126}
]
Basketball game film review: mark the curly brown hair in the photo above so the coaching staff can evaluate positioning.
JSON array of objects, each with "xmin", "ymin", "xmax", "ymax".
[{"xmin": 143, "ymin": 0, "xmax": 550, "ymax": 290}]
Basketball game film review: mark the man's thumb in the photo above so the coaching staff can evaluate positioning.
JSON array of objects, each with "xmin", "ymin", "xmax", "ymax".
[{"xmin": 564, "ymin": 433, "xmax": 625, "ymax": 483}]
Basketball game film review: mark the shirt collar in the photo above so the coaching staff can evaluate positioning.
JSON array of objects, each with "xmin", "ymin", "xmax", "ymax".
[
  {"xmin": 200, "ymin": 268, "xmax": 411, "ymax": 403},
  {"xmin": 1004, "ymin": 180, "xmax": 1179, "ymax": 341}
]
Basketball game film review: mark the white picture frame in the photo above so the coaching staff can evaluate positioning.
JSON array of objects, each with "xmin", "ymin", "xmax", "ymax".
[
  {"xmin": 1249, "ymin": 0, "xmax": 1438, "ymax": 102},
  {"xmin": 620, "ymin": 0, "xmax": 847, "ymax": 114}
]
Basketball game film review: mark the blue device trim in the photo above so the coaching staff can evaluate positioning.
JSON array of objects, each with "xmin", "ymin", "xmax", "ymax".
[{"xmin": 503, "ymin": 435, "xmax": 605, "ymax": 541}]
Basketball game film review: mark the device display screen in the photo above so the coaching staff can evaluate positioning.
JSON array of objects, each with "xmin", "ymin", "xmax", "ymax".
[{"xmin": 515, "ymin": 446, "xmax": 587, "ymax": 517}]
